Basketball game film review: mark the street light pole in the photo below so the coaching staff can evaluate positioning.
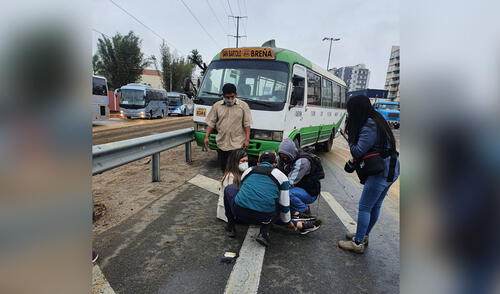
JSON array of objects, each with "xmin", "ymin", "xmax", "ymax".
[{"xmin": 322, "ymin": 37, "xmax": 340, "ymax": 70}]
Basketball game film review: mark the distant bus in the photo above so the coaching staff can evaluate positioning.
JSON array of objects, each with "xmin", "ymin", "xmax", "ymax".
[
  {"xmin": 190, "ymin": 42, "xmax": 348, "ymax": 156},
  {"xmin": 92, "ymin": 75, "xmax": 110, "ymax": 121},
  {"xmin": 119, "ymin": 84, "xmax": 168, "ymax": 119},
  {"xmin": 167, "ymin": 92, "xmax": 194, "ymax": 116}
]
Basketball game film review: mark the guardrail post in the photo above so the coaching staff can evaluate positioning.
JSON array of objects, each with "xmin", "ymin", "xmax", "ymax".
[
  {"xmin": 185, "ymin": 142, "xmax": 192, "ymax": 163},
  {"xmin": 152, "ymin": 153, "xmax": 160, "ymax": 182}
]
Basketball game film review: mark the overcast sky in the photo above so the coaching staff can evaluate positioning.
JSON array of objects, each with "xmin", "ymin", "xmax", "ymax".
[{"xmin": 92, "ymin": 0, "xmax": 399, "ymax": 88}]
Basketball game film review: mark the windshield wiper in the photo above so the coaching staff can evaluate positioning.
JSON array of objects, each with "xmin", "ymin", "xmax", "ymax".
[
  {"xmin": 238, "ymin": 97, "xmax": 276, "ymax": 107},
  {"xmin": 202, "ymin": 91, "xmax": 222, "ymax": 97}
]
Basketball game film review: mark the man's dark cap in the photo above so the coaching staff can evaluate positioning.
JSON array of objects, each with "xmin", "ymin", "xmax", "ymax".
[
  {"xmin": 222, "ymin": 83, "xmax": 237, "ymax": 95},
  {"xmin": 259, "ymin": 151, "xmax": 277, "ymax": 164}
]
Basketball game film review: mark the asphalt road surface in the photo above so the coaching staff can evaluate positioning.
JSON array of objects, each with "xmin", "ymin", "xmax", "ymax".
[{"xmin": 93, "ymin": 130, "xmax": 400, "ymax": 293}]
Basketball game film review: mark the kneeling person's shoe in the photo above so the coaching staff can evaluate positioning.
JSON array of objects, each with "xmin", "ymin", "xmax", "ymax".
[
  {"xmin": 338, "ymin": 239, "xmax": 365, "ymax": 254},
  {"xmin": 255, "ymin": 233, "xmax": 270, "ymax": 247},
  {"xmin": 345, "ymin": 232, "xmax": 369, "ymax": 246},
  {"xmin": 292, "ymin": 212, "xmax": 317, "ymax": 221},
  {"xmin": 225, "ymin": 224, "xmax": 237, "ymax": 238},
  {"xmin": 299, "ymin": 219, "xmax": 322, "ymax": 235}
]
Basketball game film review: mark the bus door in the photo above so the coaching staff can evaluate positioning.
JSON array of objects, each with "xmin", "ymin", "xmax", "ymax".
[{"xmin": 286, "ymin": 64, "xmax": 306, "ymax": 146}]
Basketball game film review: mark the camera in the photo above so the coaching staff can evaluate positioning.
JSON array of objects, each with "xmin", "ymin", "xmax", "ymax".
[{"xmin": 344, "ymin": 160, "xmax": 357, "ymax": 173}]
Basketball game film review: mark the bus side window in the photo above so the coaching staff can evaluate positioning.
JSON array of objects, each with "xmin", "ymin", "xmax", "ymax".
[
  {"xmin": 307, "ymin": 71, "xmax": 321, "ymax": 106},
  {"xmin": 291, "ymin": 75, "xmax": 305, "ymax": 107},
  {"xmin": 340, "ymin": 87, "xmax": 347, "ymax": 109}
]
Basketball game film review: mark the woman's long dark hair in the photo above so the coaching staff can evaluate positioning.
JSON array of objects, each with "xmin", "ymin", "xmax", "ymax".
[
  {"xmin": 222, "ymin": 149, "xmax": 247, "ymax": 188},
  {"xmin": 345, "ymin": 95, "xmax": 396, "ymax": 150}
]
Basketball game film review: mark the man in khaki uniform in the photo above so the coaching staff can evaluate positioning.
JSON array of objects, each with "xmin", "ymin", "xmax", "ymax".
[{"xmin": 205, "ymin": 83, "xmax": 252, "ymax": 171}]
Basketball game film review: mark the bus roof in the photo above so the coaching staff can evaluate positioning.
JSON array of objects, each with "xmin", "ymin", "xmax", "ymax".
[{"xmin": 212, "ymin": 45, "xmax": 347, "ymax": 88}]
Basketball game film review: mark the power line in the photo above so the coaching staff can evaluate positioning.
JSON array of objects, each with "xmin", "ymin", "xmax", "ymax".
[
  {"xmin": 92, "ymin": 28, "xmax": 111, "ymax": 39},
  {"xmin": 107, "ymin": 0, "xmax": 184, "ymax": 55},
  {"xmin": 206, "ymin": 0, "xmax": 228, "ymax": 35},
  {"xmin": 226, "ymin": 0, "xmax": 237, "ymax": 27},
  {"xmin": 236, "ymin": 0, "xmax": 242, "ymax": 16},
  {"xmin": 179, "ymin": 0, "xmax": 221, "ymax": 48}
]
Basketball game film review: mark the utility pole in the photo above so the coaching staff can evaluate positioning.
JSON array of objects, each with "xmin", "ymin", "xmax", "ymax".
[
  {"xmin": 228, "ymin": 16, "xmax": 247, "ymax": 48},
  {"xmin": 322, "ymin": 37, "xmax": 340, "ymax": 70}
]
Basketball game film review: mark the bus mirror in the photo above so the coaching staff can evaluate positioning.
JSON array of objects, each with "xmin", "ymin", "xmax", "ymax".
[
  {"xmin": 183, "ymin": 78, "xmax": 191, "ymax": 92},
  {"xmin": 290, "ymin": 86, "xmax": 304, "ymax": 107}
]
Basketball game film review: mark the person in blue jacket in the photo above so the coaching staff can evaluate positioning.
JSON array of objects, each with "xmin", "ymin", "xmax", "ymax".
[{"xmin": 338, "ymin": 95, "xmax": 400, "ymax": 254}]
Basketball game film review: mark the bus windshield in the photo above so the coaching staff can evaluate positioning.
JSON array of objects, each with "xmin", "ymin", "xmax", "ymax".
[
  {"xmin": 120, "ymin": 89, "xmax": 145, "ymax": 106},
  {"xmin": 168, "ymin": 97, "xmax": 181, "ymax": 106},
  {"xmin": 378, "ymin": 103, "xmax": 399, "ymax": 110},
  {"xmin": 199, "ymin": 60, "xmax": 289, "ymax": 103}
]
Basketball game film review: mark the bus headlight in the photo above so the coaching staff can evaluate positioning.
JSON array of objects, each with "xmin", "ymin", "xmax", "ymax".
[
  {"xmin": 254, "ymin": 130, "xmax": 283, "ymax": 141},
  {"xmin": 197, "ymin": 123, "xmax": 207, "ymax": 132},
  {"xmin": 254, "ymin": 130, "xmax": 273, "ymax": 141},
  {"xmin": 272, "ymin": 131, "xmax": 283, "ymax": 142}
]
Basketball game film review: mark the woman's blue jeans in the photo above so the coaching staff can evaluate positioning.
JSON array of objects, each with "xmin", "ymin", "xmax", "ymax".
[{"xmin": 355, "ymin": 173, "xmax": 396, "ymax": 244}]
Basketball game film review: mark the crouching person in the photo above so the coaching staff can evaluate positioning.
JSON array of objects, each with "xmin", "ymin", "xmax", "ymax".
[{"xmin": 224, "ymin": 151, "xmax": 320, "ymax": 247}]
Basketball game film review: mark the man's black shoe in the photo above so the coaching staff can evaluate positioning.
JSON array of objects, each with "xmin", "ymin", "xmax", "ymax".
[{"xmin": 255, "ymin": 233, "xmax": 270, "ymax": 247}]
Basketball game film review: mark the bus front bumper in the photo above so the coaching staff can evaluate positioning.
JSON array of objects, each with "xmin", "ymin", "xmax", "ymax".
[
  {"xmin": 120, "ymin": 109, "xmax": 148, "ymax": 118},
  {"xmin": 194, "ymin": 131, "xmax": 281, "ymax": 156}
]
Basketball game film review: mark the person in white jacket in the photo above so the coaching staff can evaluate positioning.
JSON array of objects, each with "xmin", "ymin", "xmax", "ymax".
[{"xmin": 217, "ymin": 149, "xmax": 249, "ymax": 221}]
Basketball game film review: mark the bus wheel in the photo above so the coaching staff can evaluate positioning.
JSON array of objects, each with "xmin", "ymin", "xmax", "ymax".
[
  {"xmin": 315, "ymin": 132, "xmax": 334, "ymax": 152},
  {"xmin": 149, "ymin": 110, "xmax": 153, "ymax": 119},
  {"xmin": 184, "ymin": 108, "xmax": 188, "ymax": 116},
  {"xmin": 126, "ymin": 116, "xmax": 131, "ymax": 119},
  {"xmin": 161, "ymin": 110, "xmax": 165, "ymax": 118}
]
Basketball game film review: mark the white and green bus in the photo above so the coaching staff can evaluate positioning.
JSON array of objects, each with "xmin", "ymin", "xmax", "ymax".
[{"xmin": 192, "ymin": 42, "xmax": 348, "ymax": 156}]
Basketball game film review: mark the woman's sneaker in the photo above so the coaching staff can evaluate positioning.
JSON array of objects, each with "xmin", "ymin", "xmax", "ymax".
[
  {"xmin": 299, "ymin": 219, "xmax": 322, "ymax": 234},
  {"xmin": 338, "ymin": 240, "xmax": 365, "ymax": 254},
  {"xmin": 345, "ymin": 232, "xmax": 369, "ymax": 246}
]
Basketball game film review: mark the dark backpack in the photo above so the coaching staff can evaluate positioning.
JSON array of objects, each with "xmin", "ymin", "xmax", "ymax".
[{"xmin": 296, "ymin": 151, "xmax": 325, "ymax": 180}]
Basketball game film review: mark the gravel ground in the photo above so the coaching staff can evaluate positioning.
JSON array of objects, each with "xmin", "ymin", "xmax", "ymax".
[{"xmin": 92, "ymin": 142, "xmax": 217, "ymax": 235}]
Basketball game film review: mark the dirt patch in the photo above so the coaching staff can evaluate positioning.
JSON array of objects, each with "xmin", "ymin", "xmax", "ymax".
[{"xmin": 92, "ymin": 142, "xmax": 217, "ymax": 235}]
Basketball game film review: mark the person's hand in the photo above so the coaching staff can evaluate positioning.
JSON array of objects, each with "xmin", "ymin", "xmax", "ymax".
[
  {"xmin": 242, "ymin": 139, "xmax": 250, "ymax": 150},
  {"xmin": 288, "ymin": 222, "xmax": 298, "ymax": 231},
  {"xmin": 204, "ymin": 136, "xmax": 210, "ymax": 150}
]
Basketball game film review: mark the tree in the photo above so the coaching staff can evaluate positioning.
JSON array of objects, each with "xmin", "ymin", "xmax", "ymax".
[
  {"xmin": 188, "ymin": 49, "xmax": 207, "ymax": 75},
  {"xmin": 92, "ymin": 54, "xmax": 101, "ymax": 75},
  {"xmin": 153, "ymin": 42, "xmax": 195, "ymax": 92},
  {"xmin": 94, "ymin": 31, "xmax": 150, "ymax": 89}
]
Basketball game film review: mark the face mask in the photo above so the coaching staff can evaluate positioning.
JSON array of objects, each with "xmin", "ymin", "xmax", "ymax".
[
  {"xmin": 224, "ymin": 98, "xmax": 235, "ymax": 106},
  {"xmin": 238, "ymin": 162, "xmax": 249, "ymax": 172}
]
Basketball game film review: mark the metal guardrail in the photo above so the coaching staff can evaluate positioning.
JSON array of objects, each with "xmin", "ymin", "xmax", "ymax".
[{"xmin": 92, "ymin": 127, "xmax": 195, "ymax": 182}]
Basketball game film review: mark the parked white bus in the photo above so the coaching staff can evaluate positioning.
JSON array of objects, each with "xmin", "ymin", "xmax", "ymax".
[
  {"xmin": 190, "ymin": 42, "xmax": 348, "ymax": 156},
  {"xmin": 92, "ymin": 75, "xmax": 110, "ymax": 121}
]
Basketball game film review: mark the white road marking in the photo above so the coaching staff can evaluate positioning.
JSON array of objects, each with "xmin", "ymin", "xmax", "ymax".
[
  {"xmin": 224, "ymin": 226, "xmax": 266, "ymax": 294},
  {"xmin": 188, "ymin": 174, "xmax": 221, "ymax": 195},
  {"xmin": 189, "ymin": 174, "xmax": 266, "ymax": 294},
  {"xmin": 320, "ymin": 191, "xmax": 357, "ymax": 233}
]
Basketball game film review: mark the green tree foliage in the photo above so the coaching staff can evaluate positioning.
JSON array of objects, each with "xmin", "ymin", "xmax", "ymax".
[
  {"xmin": 188, "ymin": 49, "xmax": 207, "ymax": 75},
  {"xmin": 154, "ymin": 42, "xmax": 195, "ymax": 92},
  {"xmin": 94, "ymin": 31, "xmax": 150, "ymax": 89}
]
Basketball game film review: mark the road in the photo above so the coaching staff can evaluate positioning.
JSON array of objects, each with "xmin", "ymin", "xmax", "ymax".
[
  {"xmin": 92, "ymin": 125, "xmax": 400, "ymax": 293},
  {"xmin": 92, "ymin": 116, "xmax": 194, "ymax": 145}
]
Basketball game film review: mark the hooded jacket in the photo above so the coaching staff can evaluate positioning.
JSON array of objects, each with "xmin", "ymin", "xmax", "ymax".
[{"xmin": 278, "ymin": 138, "xmax": 320, "ymax": 196}]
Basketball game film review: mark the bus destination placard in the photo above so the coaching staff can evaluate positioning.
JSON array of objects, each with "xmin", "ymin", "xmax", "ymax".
[{"xmin": 221, "ymin": 48, "xmax": 275, "ymax": 59}]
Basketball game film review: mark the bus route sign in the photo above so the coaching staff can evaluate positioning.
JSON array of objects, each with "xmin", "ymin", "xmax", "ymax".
[{"xmin": 220, "ymin": 48, "xmax": 275, "ymax": 60}]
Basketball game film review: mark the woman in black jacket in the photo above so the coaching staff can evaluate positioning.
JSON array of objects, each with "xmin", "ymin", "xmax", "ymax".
[{"xmin": 338, "ymin": 95, "xmax": 400, "ymax": 254}]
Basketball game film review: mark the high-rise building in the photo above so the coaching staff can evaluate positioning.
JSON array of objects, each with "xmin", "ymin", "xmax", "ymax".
[
  {"xmin": 329, "ymin": 64, "xmax": 370, "ymax": 92},
  {"xmin": 384, "ymin": 46, "xmax": 400, "ymax": 100}
]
